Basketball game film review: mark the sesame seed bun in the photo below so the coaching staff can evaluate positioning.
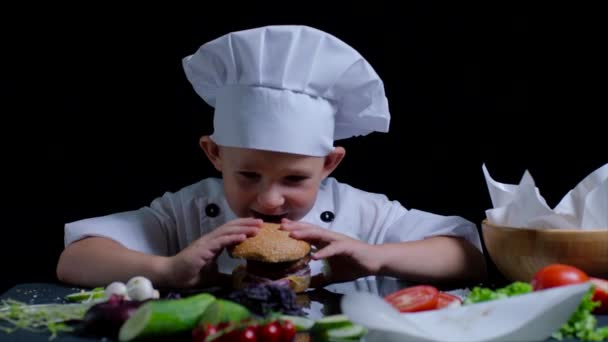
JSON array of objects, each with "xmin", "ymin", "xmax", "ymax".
[{"xmin": 230, "ymin": 223, "xmax": 311, "ymax": 263}]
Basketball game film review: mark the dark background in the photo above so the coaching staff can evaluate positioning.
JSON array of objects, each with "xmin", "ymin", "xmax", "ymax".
[{"xmin": 2, "ymin": 3, "xmax": 606, "ymax": 293}]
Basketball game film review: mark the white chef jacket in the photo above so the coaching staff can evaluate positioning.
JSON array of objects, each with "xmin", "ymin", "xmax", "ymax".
[{"xmin": 64, "ymin": 177, "xmax": 482, "ymax": 293}]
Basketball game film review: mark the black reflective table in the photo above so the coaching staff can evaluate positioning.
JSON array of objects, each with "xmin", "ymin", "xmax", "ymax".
[{"xmin": 1, "ymin": 281, "xmax": 606, "ymax": 341}]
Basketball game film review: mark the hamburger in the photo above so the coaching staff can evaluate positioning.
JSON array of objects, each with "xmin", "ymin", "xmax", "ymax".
[{"xmin": 229, "ymin": 222, "xmax": 311, "ymax": 293}]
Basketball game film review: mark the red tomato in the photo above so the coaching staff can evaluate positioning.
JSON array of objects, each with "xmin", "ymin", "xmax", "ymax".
[
  {"xmin": 205, "ymin": 324, "xmax": 219, "ymax": 336},
  {"xmin": 238, "ymin": 326, "xmax": 257, "ymax": 342},
  {"xmin": 258, "ymin": 322, "xmax": 281, "ymax": 342},
  {"xmin": 384, "ymin": 285, "xmax": 439, "ymax": 312},
  {"xmin": 436, "ymin": 292, "xmax": 462, "ymax": 309},
  {"xmin": 531, "ymin": 264, "xmax": 589, "ymax": 290},
  {"xmin": 192, "ymin": 323, "xmax": 218, "ymax": 342},
  {"xmin": 279, "ymin": 319, "xmax": 296, "ymax": 342},
  {"xmin": 591, "ymin": 277, "xmax": 608, "ymax": 315},
  {"xmin": 217, "ymin": 322, "xmax": 231, "ymax": 330}
]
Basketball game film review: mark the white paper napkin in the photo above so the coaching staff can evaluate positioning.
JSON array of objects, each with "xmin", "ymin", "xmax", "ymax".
[
  {"xmin": 341, "ymin": 283, "xmax": 591, "ymax": 342},
  {"xmin": 482, "ymin": 163, "xmax": 607, "ymax": 229}
]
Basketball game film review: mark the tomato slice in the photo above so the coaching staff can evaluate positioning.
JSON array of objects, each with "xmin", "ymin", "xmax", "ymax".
[
  {"xmin": 384, "ymin": 285, "xmax": 439, "ymax": 313},
  {"xmin": 436, "ymin": 292, "xmax": 462, "ymax": 309},
  {"xmin": 590, "ymin": 277, "xmax": 608, "ymax": 315}
]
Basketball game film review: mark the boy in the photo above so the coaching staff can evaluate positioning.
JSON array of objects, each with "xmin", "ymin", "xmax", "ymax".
[{"xmin": 57, "ymin": 25, "xmax": 486, "ymax": 291}]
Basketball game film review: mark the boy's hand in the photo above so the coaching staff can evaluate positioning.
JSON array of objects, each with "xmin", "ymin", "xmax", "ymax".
[
  {"xmin": 280, "ymin": 219, "xmax": 381, "ymax": 288},
  {"xmin": 166, "ymin": 218, "xmax": 262, "ymax": 288}
]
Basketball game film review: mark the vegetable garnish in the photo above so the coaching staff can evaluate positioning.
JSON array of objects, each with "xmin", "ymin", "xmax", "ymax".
[
  {"xmin": 65, "ymin": 276, "xmax": 160, "ymax": 303},
  {"xmin": 591, "ymin": 278, "xmax": 608, "ymax": 315},
  {"xmin": 64, "ymin": 287, "xmax": 105, "ymax": 303},
  {"xmin": 552, "ymin": 287, "xmax": 608, "ymax": 342},
  {"xmin": 532, "ymin": 264, "xmax": 590, "ymax": 291},
  {"xmin": 463, "ymin": 281, "xmax": 532, "ymax": 304},
  {"xmin": 384, "ymin": 285, "xmax": 439, "ymax": 313},
  {"xmin": 463, "ymin": 281, "xmax": 607, "ymax": 341},
  {"xmin": 0, "ymin": 299, "xmax": 92, "ymax": 340},
  {"xmin": 118, "ymin": 293, "xmax": 216, "ymax": 341}
]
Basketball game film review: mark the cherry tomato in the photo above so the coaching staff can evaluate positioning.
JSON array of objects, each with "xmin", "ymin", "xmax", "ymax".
[
  {"xmin": 218, "ymin": 329, "xmax": 237, "ymax": 342},
  {"xmin": 192, "ymin": 323, "xmax": 219, "ymax": 342},
  {"xmin": 436, "ymin": 292, "xmax": 462, "ymax": 309},
  {"xmin": 590, "ymin": 277, "xmax": 608, "ymax": 315},
  {"xmin": 384, "ymin": 285, "xmax": 439, "ymax": 312},
  {"xmin": 213, "ymin": 321, "xmax": 231, "ymax": 333},
  {"xmin": 258, "ymin": 321, "xmax": 281, "ymax": 342},
  {"xmin": 205, "ymin": 324, "xmax": 219, "ymax": 336},
  {"xmin": 244, "ymin": 320, "xmax": 259, "ymax": 333},
  {"xmin": 531, "ymin": 264, "xmax": 589, "ymax": 290},
  {"xmin": 238, "ymin": 326, "xmax": 257, "ymax": 342},
  {"xmin": 279, "ymin": 319, "xmax": 296, "ymax": 342}
]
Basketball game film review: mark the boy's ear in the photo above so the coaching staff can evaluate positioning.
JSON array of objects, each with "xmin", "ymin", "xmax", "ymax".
[
  {"xmin": 321, "ymin": 146, "xmax": 346, "ymax": 178},
  {"xmin": 199, "ymin": 136, "xmax": 222, "ymax": 172}
]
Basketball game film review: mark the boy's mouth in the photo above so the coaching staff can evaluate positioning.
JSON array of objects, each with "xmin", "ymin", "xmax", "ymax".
[{"xmin": 250, "ymin": 210, "xmax": 288, "ymax": 223}]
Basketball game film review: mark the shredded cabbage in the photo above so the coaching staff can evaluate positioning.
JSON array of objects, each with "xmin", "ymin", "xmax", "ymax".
[{"xmin": 0, "ymin": 299, "xmax": 91, "ymax": 340}]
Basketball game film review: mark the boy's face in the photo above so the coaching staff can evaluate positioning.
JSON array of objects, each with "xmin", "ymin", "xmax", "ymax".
[{"xmin": 201, "ymin": 137, "xmax": 344, "ymax": 222}]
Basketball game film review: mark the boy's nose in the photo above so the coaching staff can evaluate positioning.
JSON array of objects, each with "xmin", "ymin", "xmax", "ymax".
[{"xmin": 256, "ymin": 187, "xmax": 285, "ymax": 209}]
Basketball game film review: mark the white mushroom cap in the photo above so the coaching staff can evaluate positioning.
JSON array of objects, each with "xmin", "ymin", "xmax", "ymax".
[
  {"xmin": 126, "ymin": 276, "xmax": 155, "ymax": 301},
  {"xmin": 104, "ymin": 281, "xmax": 128, "ymax": 299}
]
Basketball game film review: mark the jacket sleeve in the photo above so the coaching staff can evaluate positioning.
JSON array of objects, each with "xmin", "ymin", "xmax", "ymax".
[
  {"xmin": 64, "ymin": 193, "xmax": 178, "ymax": 256},
  {"xmin": 333, "ymin": 180, "xmax": 483, "ymax": 252},
  {"xmin": 381, "ymin": 208, "xmax": 483, "ymax": 252}
]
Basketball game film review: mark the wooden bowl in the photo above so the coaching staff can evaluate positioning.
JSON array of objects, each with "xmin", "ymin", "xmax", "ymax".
[{"xmin": 482, "ymin": 219, "xmax": 608, "ymax": 282}]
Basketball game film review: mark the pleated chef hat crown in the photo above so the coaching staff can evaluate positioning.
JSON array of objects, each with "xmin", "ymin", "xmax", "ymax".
[{"xmin": 182, "ymin": 25, "xmax": 390, "ymax": 157}]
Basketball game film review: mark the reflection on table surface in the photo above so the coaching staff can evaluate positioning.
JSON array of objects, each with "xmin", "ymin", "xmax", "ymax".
[{"xmin": 1, "ymin": 277, "xmax": 606, "ymax": 342}]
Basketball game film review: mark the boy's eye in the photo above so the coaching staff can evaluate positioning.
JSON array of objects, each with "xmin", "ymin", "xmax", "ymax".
[
  {"xmin": 284, "ymin": 175, "xmax": 309, "ymax": 183},
  {"xmin": 238, "ymin": 172, "xmax": 260, "ymax": 180}
]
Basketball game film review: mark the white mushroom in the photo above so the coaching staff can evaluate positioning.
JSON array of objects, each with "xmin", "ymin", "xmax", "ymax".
[
  {"xmin": 126, "ymin": 276, "xmax": 155, "ymax": 301},
  {"xmin": 104, "ymin": 281, "xmax": 128, "ymax": 299}
]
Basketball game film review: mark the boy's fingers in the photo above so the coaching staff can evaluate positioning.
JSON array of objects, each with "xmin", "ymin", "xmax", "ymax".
[
  {"xmin": 312, "ymin": 242, "xmax": 343, "ymax": 260},
  {"xmin": 289, "ymin": 228, "xmax": 337, "ymax": 244},
  {"xmin": 280, "ymin": 220, "xmax": 315, "ymax": 231},
  {"xmin": 287, "ymin": 231, "xmax": 325, "ymax": 245},
  {"xmin": 226, "ymin": 218, "xmax": 264, "ymax": 227},
  {"xmin": 215, "ymin": 234, "xmax": 248, "ymax": 247},
  {"xmin": 214, "ymin": 225, "xmax": 260, "ymax": 237}
]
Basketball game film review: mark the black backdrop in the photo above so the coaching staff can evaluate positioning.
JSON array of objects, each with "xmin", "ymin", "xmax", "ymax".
[{"xmin": 3, "ymin": 3, "xmax": 606, "ymax": 293}]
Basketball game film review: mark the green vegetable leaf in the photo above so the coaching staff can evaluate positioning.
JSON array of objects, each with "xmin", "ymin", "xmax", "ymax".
[
  {"xmin": 552, "ymin": 287, "xmax": 606, "ymax": 341},
  {"xmin": 464, "ymin": 282, "xmax": 607, "ymax": 341},
  {"xmin": 463, "ymin": 281, "xmax": 532, "ymax": 305}
]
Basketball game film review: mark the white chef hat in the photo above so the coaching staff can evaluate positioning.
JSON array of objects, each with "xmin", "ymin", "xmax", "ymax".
[{"xmin": 182, "ymin": 25, "xmax": 390, "ymax": 157}]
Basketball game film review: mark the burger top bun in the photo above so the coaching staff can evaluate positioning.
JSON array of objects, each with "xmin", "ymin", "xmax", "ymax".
[{"xmin": 230, "ymin": 222, "xmax": 311, "ymax": 263}]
